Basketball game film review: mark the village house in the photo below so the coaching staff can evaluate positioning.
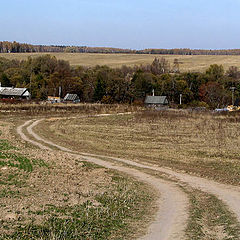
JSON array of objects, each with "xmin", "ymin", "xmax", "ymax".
[
  {"xmin": 63, "ymin": 93, "xmax": 80, "ymax": 103},
  {"xmin": 144, "ymin": 95, "xmax": 169, "ymax": 108},
  {"xmin": 0, "ymin": 84, "xmax": 31, "ymax": 100}
]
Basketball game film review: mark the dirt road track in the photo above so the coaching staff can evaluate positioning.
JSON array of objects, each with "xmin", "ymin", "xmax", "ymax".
[
  {"xmin": 23, "ymin": 118, "xmax": 240, "ymax": 223},
  {"xmin": 17, "ymin": 119, "xmax": 189, "ymax": 240},
  {"xmin": 17, "ymin": 118, "xmax": 240, "ymax": 238}
]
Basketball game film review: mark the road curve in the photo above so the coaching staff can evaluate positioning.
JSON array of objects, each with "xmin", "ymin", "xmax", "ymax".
[
  {"xmin": 26, "ymin": 118, "xmax": 240, "ymax": 224},
  {"xmin": 18, "ymin": 119, "xmax": 189, "ymax": 240},
  {"xmin": 16, "ymin": 120, "xmax": 51, "ymax": 151}
]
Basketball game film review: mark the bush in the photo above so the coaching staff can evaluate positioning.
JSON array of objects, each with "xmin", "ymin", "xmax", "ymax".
[{"xmin": 189, "ymin": 100, "xmax": 209, "ymax": 108}]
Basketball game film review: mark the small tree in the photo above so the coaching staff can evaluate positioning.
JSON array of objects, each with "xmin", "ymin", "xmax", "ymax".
[
  {"xmin": 206, "ymin": 64, "xmax": 224, "ymax": 82},
  {"xmin": 94, "ymin": 78, "xmax": 106, "ymax": 101},
  {"xmin": 0, "ymin": 73, "xmax": 11, "ymax": 86},
  {"xmin": 199, "ymin": 82, "xmax": 229, "ymax": 108}
]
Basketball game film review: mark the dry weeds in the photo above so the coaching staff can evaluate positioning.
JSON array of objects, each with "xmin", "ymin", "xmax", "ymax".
[
  {"xmin": 0, "ymin": 103, "xmax": 140, "ymax": 116},
  {"xmin": 35, "ymin": 110, "xmax": 240, "ymax": 185},
  {"xmin": 0, "ymin": 119, "xmax": 155, "ymax": 239}
]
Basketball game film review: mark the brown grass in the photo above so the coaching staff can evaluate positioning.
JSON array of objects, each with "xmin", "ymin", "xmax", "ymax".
[
  {"xmin": 35, "ymin": 110, "xmax": 240, "ymax": 185},
  {"xmin": 2, "ymin": 110, "xmax": 240, "ymax": 239},
  {"xmin": 0, "ymin": 103, "xmax": 141, "ymax": 117},
  {"xmin": 1, "ymin": 53, "xmax": 240, "ymax": 71},
  {"xmin": 0, "ymin": 118, "xmax": 156, "ymax": 239}
]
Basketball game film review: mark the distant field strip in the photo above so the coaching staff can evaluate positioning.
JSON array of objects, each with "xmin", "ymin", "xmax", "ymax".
[{"xmin": 1, "ymin": 53, "xmax": 240, "ymax": 71}]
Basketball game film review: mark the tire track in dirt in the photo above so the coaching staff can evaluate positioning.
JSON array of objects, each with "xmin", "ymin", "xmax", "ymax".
[
  {"xmin": 16, "ymin": 120, "xmax": 51, "ymax": 151},
  {"xmin": 18, "ymin": 119, "xmax": 189, "ymax": 240},
  {"xmin": 26, "ymin": 118, "xmax": 240, "ymax": 224}
]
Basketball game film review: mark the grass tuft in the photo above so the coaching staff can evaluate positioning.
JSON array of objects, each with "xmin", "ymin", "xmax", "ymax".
[
  {"xmin": 1, "ymin": 172, "xmax": 154, "ymax": 240},
  {"xmin": 186, "ymin": 190, "xmax": 240, "ymax": 240}
]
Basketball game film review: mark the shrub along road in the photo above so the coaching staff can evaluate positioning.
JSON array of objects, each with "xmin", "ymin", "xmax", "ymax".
[{"xmin": 17, "ymin": 117, "xmax": 240, "ymax": 239}]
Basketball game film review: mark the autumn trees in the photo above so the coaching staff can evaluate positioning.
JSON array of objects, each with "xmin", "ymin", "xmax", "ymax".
[{"xmin": 0, "ymin": 54, "xmax": 239, "ymax": 108}]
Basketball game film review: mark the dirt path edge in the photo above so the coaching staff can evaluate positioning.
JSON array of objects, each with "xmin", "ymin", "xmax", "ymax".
[{"xmin": 17, "ymin": 119, "xmax": 189, "ymax": 240}]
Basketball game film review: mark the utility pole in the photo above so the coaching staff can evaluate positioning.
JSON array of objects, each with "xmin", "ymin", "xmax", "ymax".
[
  {"xmin": 180, "ymin": 94, "xmax": 182, "ymax": 105},
  {"xmin": 30, "ymin": 64, "xmax": 33, "ymax": 97},
  {"xmin": 59, "ymin": 86, "xmax": 62, "ymax": 102},
  {"xmin": 230, "ymin": 87, "xmax": 236, "ymax": 105}
]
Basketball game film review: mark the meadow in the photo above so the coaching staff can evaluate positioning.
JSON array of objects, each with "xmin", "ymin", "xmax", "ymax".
[
  {"xmin": 0, "ymin": 115, "xmax": 155, "ymax": 240},
  {"xmin": 1, "ymin": 52, "xmax": 240, "ymax": 71},
  {"xmin": 35, "ymin": 110, "xmax": 240, "ymax": 186},
  {"xmin": 0, "ymin": 103, "xmax": 141, "ymax": 117},
  {"xmin": 2, "ymin": 107, "xmax": 240, "ymax": 239}
]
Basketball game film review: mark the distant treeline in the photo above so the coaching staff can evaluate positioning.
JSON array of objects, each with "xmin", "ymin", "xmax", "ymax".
[
  {"xmin": 1, "ymin": 54, "xmax": 240, "ymax": 108},
  {"xmin": 1, "ymin": 41, "xmax": 240, "ymax": 55}
]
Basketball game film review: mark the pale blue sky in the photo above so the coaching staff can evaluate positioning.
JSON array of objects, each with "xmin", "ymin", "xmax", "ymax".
[{"xmin": 0, "ymin": 0, "xmax": 240, "ymax": 49}]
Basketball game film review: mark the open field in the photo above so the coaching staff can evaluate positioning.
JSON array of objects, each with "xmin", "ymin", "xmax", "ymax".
[
  {"xmin": 0, "ymin": 103, "xmax": 140, "ymax": 116},
  {"xmin": 1, "ymin": 52, "xmax": 240, "ymax": 72},
  {"xmin": 2, "ymin": 108, "xmax": 240, "ymax": 239},
  {"xmin": 0, "ymin": 117, "xmax": 155, "ymax": 239},
  {"xmin": 35, "ymin": 110, "xmax": 240, "ymax": 186},
  {"xmin": 21, "ymin": 111, "xmax": 240, "ymax": 239}
]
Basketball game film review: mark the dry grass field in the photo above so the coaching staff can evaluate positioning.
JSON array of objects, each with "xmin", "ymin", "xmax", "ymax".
[
  {"xmin": 0, "ymin": 103, "xmax": 141, "ymax": 116},
  {"xmin": 2, "ymin": 107, "xmax": 240, "ymax": 239},
  {"xmin": 0, "ymin": 117, "xmax": 155, "ymax": 239},
  {"xmin": 35, "ymin": 110, "xmax": 240, "ymax": 186},
  {"xmin": 1, "ymin": 52, "xmax": 240, "ymax": 72}
]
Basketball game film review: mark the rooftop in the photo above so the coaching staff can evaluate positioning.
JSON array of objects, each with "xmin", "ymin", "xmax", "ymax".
[
  {"xmin": 0, "ymin": 87, "xmax": 30, "ymax": 97},
  {"xmin": 64, "ymin": 93, "xmax": 79, "ymax": 101},
  {"xmin": 144, "ymin": 96, "xmax": 168, "ymax": 105}
]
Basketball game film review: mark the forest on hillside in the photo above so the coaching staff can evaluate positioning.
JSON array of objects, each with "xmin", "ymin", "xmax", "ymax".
[
  {"xmin": 0, "ymin": 54, "xmax": 240, "ymax": 108},
  {"xmin": 1, "ymin": 41, "xmax": 240, "ymax": 55}
]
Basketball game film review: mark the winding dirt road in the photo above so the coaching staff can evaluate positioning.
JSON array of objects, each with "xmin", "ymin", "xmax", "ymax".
[
  {"xmin": 17, "ymin": 117, "xmax": 240, "ymax": 239},
  {"xmin": 17, "ymin": 119, "xmax": 189, "ymax": 240}
]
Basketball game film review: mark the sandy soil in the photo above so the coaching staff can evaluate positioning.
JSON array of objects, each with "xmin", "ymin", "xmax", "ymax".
[{"xmin": 17, "ymin": 119, "xmax": 189, "ymax": 240}]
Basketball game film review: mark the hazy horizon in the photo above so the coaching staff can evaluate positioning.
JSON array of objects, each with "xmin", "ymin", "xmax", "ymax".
[{"xmin": 1, "ymin": 0, "xmax": 239, "ymax": 50}]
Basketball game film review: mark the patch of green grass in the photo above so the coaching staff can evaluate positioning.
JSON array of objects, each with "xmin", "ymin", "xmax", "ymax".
[
  {"xmin": 32, "ymin": 158, "xmax": 49, "ymax": 168},
  {"xmin": 0, "ymin": 188, "xmax": 20, "ymax": 198},
  {"xmin": 81, "ymin": 161, "xmax": 104, "ymax": 170},
  {"xmin": 0, "ymin": 139, "xmax": 16, "ymax": 151},
  {"xmin": 0, "ymin": 139, "xmax": 49, "ymax": 173},
  {"xmin": 0, "ymin": 139, "xmax": 49, "ymax": 189},
  {"xmin": 0, "ymin": 152, "xmax": 33, "ymax": 172},
  {"xmin": 186, "ymin": 190, "xmax": 240, "ymax": 240},
  {"xmin": 1, "ymin": 173, "xmax": 154, "ymax": 240},
  {"xmin": 0, "ymin": 171, "xmax": 28, "ymax": 187}
]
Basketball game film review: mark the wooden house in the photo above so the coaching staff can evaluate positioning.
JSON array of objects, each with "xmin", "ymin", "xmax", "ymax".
[
  {"xmin": 144, "ymin": 96, "xmax": 168, "ymax": 108},
  {"xmin": 0, "ymin": 87, "xmax": 31, "ymax": 99}
]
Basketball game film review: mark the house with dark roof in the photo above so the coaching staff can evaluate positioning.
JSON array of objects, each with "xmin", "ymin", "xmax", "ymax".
[
  {"xmin": 63, "ymin": 93, "xmax": 80, "ymax": 103},
  {"xmin": 0, "ymin": 87, "xmax": 31, "ymax": 99},
  {"xmin": 144, "ymin": 95, "xmax": 168, "ymax": 108}
]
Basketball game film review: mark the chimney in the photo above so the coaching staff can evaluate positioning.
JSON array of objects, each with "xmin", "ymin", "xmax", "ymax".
[{"xmin": 152, "ymin": 89, "xmax": 155, "ymax": 96}]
